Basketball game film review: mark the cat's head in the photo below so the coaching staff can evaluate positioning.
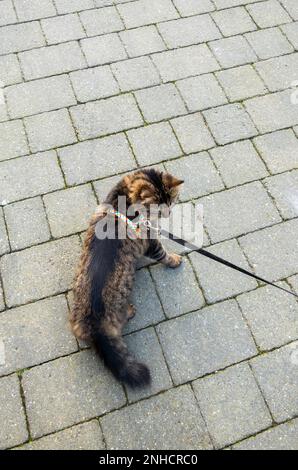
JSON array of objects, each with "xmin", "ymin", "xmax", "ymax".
[{"xmin": 125, "ymin": 169, "xmax": 184, "ymax": 217}]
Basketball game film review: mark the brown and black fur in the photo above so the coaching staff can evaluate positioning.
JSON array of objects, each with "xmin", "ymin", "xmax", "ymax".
[{"xmin": 70, "ymin": 169, "xmax": 183, "ymax": 388}]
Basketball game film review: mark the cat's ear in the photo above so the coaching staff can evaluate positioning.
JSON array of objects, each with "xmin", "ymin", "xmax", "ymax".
[
  {"xmin": 162, "ymin": 172, "xmax": 184, "ymax": 189},
  {"xmin": 170, "ymin": 177, "xmax": 184, "ymax": 188}
]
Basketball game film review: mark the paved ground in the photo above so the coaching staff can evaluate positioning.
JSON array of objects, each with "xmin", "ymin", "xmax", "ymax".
[{"xmin": 0, "ymin": 0, "xmax": 298, "ymax": 451}]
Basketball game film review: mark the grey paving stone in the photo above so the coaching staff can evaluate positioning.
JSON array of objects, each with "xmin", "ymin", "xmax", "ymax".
[
  {"xmin": 212, "ymin": 7, "xmax": 257, "ymax": 37},
  {"xmin": 171, "ymin": 113, "xmax": 215, "ymax": 154},
  {"xmin": 173, "ymin": 0, "xmax": 215, "ymax": 16},
  {"xmin": 44, "ymin": 185, "xmax": 97, "ymax": 237},
  {"xmin": 177, "ymin": 74, "xmax": 227, "ymax": 112},
  {"xmin": 111, "ymin": 57, "xmax": 161, "ymax": 92},
  {"xmin": 70, "ymin": 66, "xmax": 119, "ymax": 103},
  {"xmin": 193, "ymin": 363, "xmax": 272, "ymax": 448},
  {"xmin": 203, "ymin": 103, "xmax": 257, "ymax": 145},
  {"xmin": 22, "ymin": 350, "xmax": 126, "ymax": 438},
  {"xmin": 245, "ymin": 90, "xmax": 298, "ymax": 134},
  {"xmin": 190, "ymin": 239, "xmax": 258, "ymax": 303},
  {"xmin": 233, "ymin": 418, "xmax": 298, "ymax": 450},
  {"xmin": 55, "ymin": 0, "xmax": 94, "ymax": 13},
  {"xmin": 70, "ymin": 94, "xmax": 143, "ymax": 140},
  {"xmin": 152, "ymin": 44, "xmax": 219, "ymax": 82},
  {"xmin": 127, "ymin": 122, "xmax": 181, "ymax": 165},
  {"xmin": 254, "ymin": 129, "xmax": 298, "ymax": 174},
  {"xmin": 0, "ymin": 375, "xmax": 28, "ymax": 450},
  {"xmin": 0, "ymin": 120, "xmax": 28, "ymax": 161},
  {"xmin": 157, "ymin": 300, "xmax": 257, "ymax": 384},
  {"xmin": 0, "ymin": 209, "xmax": 9, "ymax": 255},
  {"xmin": 0, "ymin": 22, "xmax": 45, "ymax": 55},
  {"xmin": 58, "ymin": 134, "xmax": 136, "ymax": 185},
  {"xmin": 41, "ymin": 13, "xmax": 86, "ymax": 44},
  {"xmin": 19, "ymin": 42, "xmax": 86, "ymax": 81},
  {"xmin": 6, "ymin": 75, "xmax": 76, "ymax": 119},
  {"xmin": 19, "ymin": 420, "xmax": 105, "ymax": 450},
  {"xmin": 288, "ymin": 274, "xmax": 298, "ymax": 294},
  {"xmin": 150, "ymin": 258, "xmax": 205, "ymax": 318},
  {"xmin": 101, "ymin": 385, "xmax": 212, "ymax": 450},
  {"xmin": 81, "ymin": 33, "xmax": 127, "ymax": 67},
  {"xmin": 264, "ymin": 170, "xmax": 298, "ymax": 219},
  {"xmin": 239, "ymin": 219, "xmax": 298, "ymax": 281},
  {"xmin": 251, "ymin": 342, "xmax": 298, "ymax": 422},
  {"xmin": 0, "ymin": 106, "xmax": 8, "ymax": 124},
  {"xmin": 280, "ymin": 0, "xmax": 298, "ymax": 20},
  {"xmin": 118, "ymin": 0, "xmax": 179, "ymax": 28},
  {"xmin": 158, "ymin": 14, "xmax": 221, "ymax": 48},
  {"xmin": 255, "ymin": 53, "xmax": 298, "ymax": 92},
  {"xmin": 213, "ymin": 0, "xmax": 265, "ymax": 6},
  {"xmin": 0, "ymin": 282, "xmax": 4, "ymax": 311},
  {"xmin": 0, "ymin": 151, "xmax": 64, "ymax": 204},
  {"xmin": 247, "ymin": 0, "xmax": 292, "ymax": 28},
  {"xmin": 216, "ymin": 65, "xmax": 267, "ymax": 102},
  {"xmin": 119, "ymin": 25, "xmax": 166, "ymax": 58},
  {"xmin": 238, "ymin": 283, "xmax": 298, "ymax": 351},
  {"xmin": 14, "ymin": 0, "xmax": 56, "ymax": 21},
  {"xmin": 0, "ymin": 0, "xmax": 17, "ymax": 26},
  {"xmin": 281, "ymin": 21, "xmax": 298, "ymax": 48},
  {"xmin": 80, "ymin": 6, "xmax": 123, "ymax": 36},
  {"xmin": 125, "ymin": 328, "xmax": 172, "ymax": 402},
  {"xmin": 4, "ymin": 197, "xmax": 50, "ymax": 250},
  {"xmin": 200, "ymin": 181, "xmax": 281, "ymax": 243},
  {"xmin": 135, "ymin": 84, "xmax": 187, "ymax": 122},
  {"xmin": 165, "ymin": 152, "xmax": 224, "ymax": 201},
  {"xmin": 209, "ymin": 36, "xmax": 257, "ymax": 68},
  {"xmin": 0, "ymin": 54, "xmax": 22, "ymax": 87},
  {"xmin": 246, "ymin": 28, "xmax": 294, "ymax": 60},
  {"xmin": 93, "ymin": 173, "xmax": 127, "ymax": 202},
  {"xmin": 0, "ymin": 235, "xmax": 81, "ymax": 307},
  {"xmin": 24, "ymin": 109, "xmax": 77, "ymax": 153},
  {"xmin": 123, "ymin": 268, "xmax": 165, "ymax": 334},
  {"xmin": 210, "ymin": 140, "xmax": 268, "ymax": 187},
  {"xmin": 0, "ymin": 295, "xmax": 78, "ymax": 376}
]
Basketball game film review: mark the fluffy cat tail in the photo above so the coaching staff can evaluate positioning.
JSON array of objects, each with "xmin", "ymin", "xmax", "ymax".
[{"xmin": 92, "ymin": 330, "xmax": 151, "ymax": 388}]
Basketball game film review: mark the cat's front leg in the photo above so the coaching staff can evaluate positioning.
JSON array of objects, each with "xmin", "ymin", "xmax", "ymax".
[{"xmin": 146, "ymin": 239, "xmax": 182, "ymax": 268}]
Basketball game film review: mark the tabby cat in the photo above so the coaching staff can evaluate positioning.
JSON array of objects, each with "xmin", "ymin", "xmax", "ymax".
[{"xmin": 70, "ymin": 169, "xmax": 183, "ymax": 388}]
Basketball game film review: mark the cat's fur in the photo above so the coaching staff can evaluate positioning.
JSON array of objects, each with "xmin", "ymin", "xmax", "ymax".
[{"xmin": 70, "ymin": 169, "xmax": 183, "ymax": 388}]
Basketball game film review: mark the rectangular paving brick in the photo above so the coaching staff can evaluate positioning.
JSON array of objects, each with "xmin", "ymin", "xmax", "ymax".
[
  {"xmin": 44, "ymin": 185, "xmax": 97, "ymax": 237},
  {"xmin": 209, "ymin": 36, "xmax": 257, "ymax": 68},
  {"xmin": 281, "ymin": 21, "xmax": 298, "ymax": 48},
  {"xmin": 19, "ymin": 42, "xmax": 87, "ymax": 81},
  {"xmin": 0, "ymin": 54, "xmax": 22, "ymax": 87},
  {"xmin": 0, "ymin": 0, "xmax": 17, "ymax": 26},
  {"xmin": 173, "ymin": 0, "xmax": 215, "ymax": 16},
  {"xmin": 55, "ymin": 0, "xmax": 94, "ymax": 13},
  {"xmin": 0, "ymin": 236, "xmax": 81, "ymax": 307},
  {"xmin": 70, "ymin": 95, "xmax": 143, "ymax": 140},
  {"xmin": 119, "ymin": 25, "xmax": 166, "ymax": 58},
  {"xmin": 24, "ymin": 109, "xmax": 77, "ymax": 153},
  {"xmin": 111, "ymin": 57, "xmax": 161, "ymax": 92},
  {"xmin": 70, "ymin": 66, "xmax": 120, "ymax": 102},
  {"xmin": 158, "ymin": 14, "xmax": 221, "ymax": 48},
  {"xmin": 251, "ymin": 342, "xmax": 298, "ymax": 422},
  {"xmin": 247, "ymin": 0, "xmax": 292, "ymax": 28},
  {"xmin": 171, "ymin": 113, "xmax": 215, "ymax": 154},
  {"xmin": 239, "ymin": 219, "xmax": 298, "ymax": 281},
  {"xmin": 80, "ymin": 33, "xmax": 127, "ymax": 67},
  {"xmin": 14, "ymin": 0, "xmax": 56, "ymax": 21},
  {"xmin": 253, "ymin": 129, "xmax": 298, "ymax": 174},
  {"xmin": 41, "ymin": 13, "xmax": 86, "ymax": 45},
  {"xmin": 135, "ymin": 84, "xmax": 187, "ymax": 122},
  {"xmin": 127, "ymin": 122, "xmax": 181, "ymax": 165},
  {"xmin": 19, "ymin": 420, "xmax": 105, "ymax": 450},
  {"xmin": 0, "ymin": 282, "xmax": 4, "ymax": 311},
  {"xmin": 177, "ymin": 74, "xmax": 227, "ymax": 112},
  {"xmin": 203, "ymin": 103, "xmax": 257, "ymax": 145},
  {"xmin": 246, "ymin": 28, "xmax": 294, "ymax": 60},
  {"xmin": 0, "ymin": 375, "xmax": 28, "ymax": 450},
  {"xmin": 212, "ymin": 7, "xmax": 257, "ymax": 37},
  {"xmin": 0, "ymin": 151, "xmax": 64, "ymax": 204},
  {"xmin": 0, "ymin": 120, "xmax": 28, "ymax": 161},
  {"xmin": 0, "ymin": 209, "xmax": 9, "ymax": 256},
  {"xmin": 118, "ymin": 0, "xmax": 179, "ymax": 28},
  {"xmin": 190, "ymin": 239, "xmax": 258, "ymax": 303},
  {"xmin": 216, "ymin": 65, "xmax": 267, "ymax": 102},
  {"xmin": 199, "ymin": 181, "xmax": 281, "ymax": 243},
  {"xmin": 0, "ymin": 296, "xmax": 78, "ymax": 376},
  {"xmin": 213, "ymin": 0, "xmax": 265, "ymax": 7},
  {"xmin": 4, "ymin": 197, "xmax": 50, "ymax": 250},
  {"xmin": 6, "ymin": 75, "xmax": 76, "ymax": 119},
  {"xmin": 58, "ymin": 134, "xmax": 136, "ymax": 185},
  {"xmin": 152, "ymin": 44, "xmax": 219, "ymax": 82},
  {"xmin": 238, "ymin": 283, "xmax": 298, "ymax": 351},
  {"xmin": 193, "ymin": 363, "xmax": 271, "ymax": 448},
  {"xmin": 255, "ymin": 53, "xmax": 298, "ymax": 92},
  {"xmin": 157, "ymin": 300, "xmax": 257, "ymax": 384},
  {"xmin": 80, "ymin": 6, "xmax": 123, "ymax": 36},
  {"xmin": 22, "ymin": 350, "xmax": 126, "ymax": 438},
  {"xmin": 150, "ymin": 258, "xmax": 205, "ymax": 318},
  {"xmin": 264, "ymin": 171, "xmax": 298, "ymax": 219},
  {"xmin": 280, "ymin": 0, "xmax": 298, "ymax": 20},
  {"xmin": 101, "ymin": 385, "xmax": 212, "ymax": 450},
  {"xmin": 0, "ymin": 22, "xmax": 45, "ymax": 55}
]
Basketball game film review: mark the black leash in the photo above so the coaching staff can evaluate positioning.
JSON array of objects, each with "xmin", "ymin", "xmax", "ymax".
[{"xmin": 160, "ymin": 229, "xmax": 298, "ymax": 299}]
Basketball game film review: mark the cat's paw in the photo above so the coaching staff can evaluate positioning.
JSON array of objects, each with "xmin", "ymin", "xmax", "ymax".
[
  {"xmin": 127, "ymin": 303, "xmax": 136, "ymax": 320},
  {"xmin": 167, "ymin": 253, "xmax": 183, "ymax": 268}
]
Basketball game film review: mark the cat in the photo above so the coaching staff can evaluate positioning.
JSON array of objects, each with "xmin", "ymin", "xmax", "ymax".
[{"xmin": 70, "ymin": 169, "xmax": 183, "ymax": 388}]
